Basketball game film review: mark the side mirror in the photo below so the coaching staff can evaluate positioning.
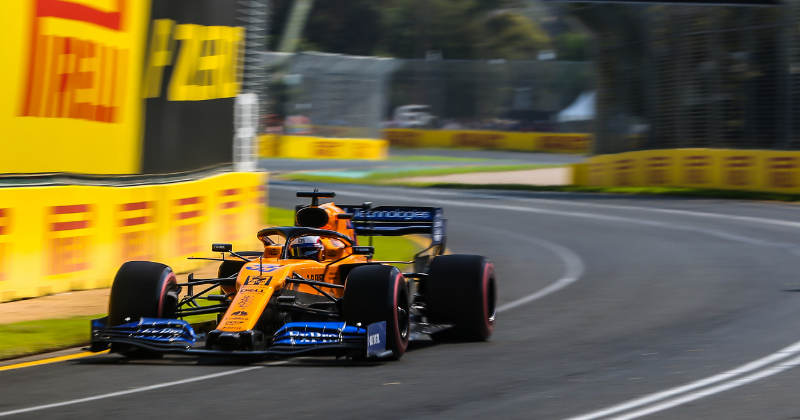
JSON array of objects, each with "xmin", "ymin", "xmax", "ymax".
[
  {"xmin": 212, "ymin": 243, "xmax": 232, "ymax": 253},
  {"xmin": 351, "ymin": 246, "xmax": 374, "ymax": 256}
]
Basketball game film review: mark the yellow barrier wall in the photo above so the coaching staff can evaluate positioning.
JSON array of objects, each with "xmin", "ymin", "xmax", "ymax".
[
  {"xmin": 577, "ymin": 148, "xmax": 800, "ymax": 194},
  {"xmin": 0, "ymin": 172, "xmax": 266, "ymax": 302},
  {"xmin": 259, "ymin": 135, "xmax": 388, "ymax": 160},
  {"xmin": 572, "ymin": 163, "xmax": 588, "ymax": 186},
  {"xmin": 312, "ymin": 126, "xmax": 372, "ymax": 138},
  {"xmin": 382, "ymin": 129, "xmax": 592, "ymax": 154}
]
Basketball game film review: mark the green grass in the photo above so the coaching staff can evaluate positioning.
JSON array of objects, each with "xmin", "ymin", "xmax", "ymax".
[
  {"xmin": 263, "ymin": 154, "xmax": 497, "ymax": 163},
  {"xmin": 397, "ymin": 183, "xmax": 800, "ymax": 203},
  {"xmin": 281, "ymin": 164, "xmax": 559, "ymax": 184},
  {"xmin": 0, "ymin": 316, "xmax": 102, "ymax": 361},
  {"xmin": 187, "ymin": 207, "xmax": 422, "ymax": 323},
  {"xmin": 387, "ymin": 155, "xmax": 497, "ymax": 162},
  {"xmin": 369, "ymin": 236, "xmax": 420, "ymax": 268},
  {"xmin": 266, "ymin": 206, "xmax": 296, "ymax": 226},
  {"xmin": 180, "ymin": 290, "xmax": 224, "ymax": 325},
  {"xmin": 265, "ymin": 206, "xmax": 421, "ymax": 267},
  {"xmin": 0, "ymin": 206, "xmax": 424, "ymax": 361},
  {"xmin": 266, "ymin": 205, "xmax": 421, "ymax": 260}
]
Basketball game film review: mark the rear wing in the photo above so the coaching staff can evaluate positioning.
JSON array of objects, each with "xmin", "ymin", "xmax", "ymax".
[{"xmin": 338, "ymin": 205, "xmax": 446, "ymax": 248}]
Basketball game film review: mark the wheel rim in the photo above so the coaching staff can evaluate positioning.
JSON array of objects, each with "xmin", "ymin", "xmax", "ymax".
[
  {"xmin": 397, "ymin": 290, "xmax": 410, "ymax": 340},
  {"xmin": 487, "ymin": 277, "xmax": 497, "ymax": 324}
]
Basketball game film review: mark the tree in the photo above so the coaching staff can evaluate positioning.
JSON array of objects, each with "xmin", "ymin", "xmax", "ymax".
[
  {"xmin": 269, "ymin": 0, "xmax": 550, "ymax": 60},
  {"xmin": 270, "ymin": 0, "xmax": 384, "ymax": 56},
  {"xmin": 554, "ymin": 31, "xmax": 591, "ymax": 61},
  {"xmin": 479, "ymin": 12, "xmax": 550, "ymax": 60}
]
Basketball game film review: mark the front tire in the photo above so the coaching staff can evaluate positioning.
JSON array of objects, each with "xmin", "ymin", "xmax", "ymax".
[
  {"xmin": 108, "ymin": 261, "xmax": 179, "ymax": 327},
  {"xmin": 343, "ymin": 265, "xmax": 410, "ymax": 359},
  {"xmin": 426, "ymin": 255, "xmax": 496, "ymax": 341},
  {"xmin": 107, "ymin": 261, "xmax": 179, "ymax": 358}
]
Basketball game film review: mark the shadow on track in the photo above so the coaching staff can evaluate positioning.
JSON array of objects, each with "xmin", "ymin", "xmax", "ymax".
[{"xmin": 73, "ymin": 339, "xmax": 450, "ymax": 367}]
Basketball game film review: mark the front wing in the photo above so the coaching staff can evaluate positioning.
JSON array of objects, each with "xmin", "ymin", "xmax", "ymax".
[{"xmin": 90, "ymin": 317, "xmax": 391, "ymax": 359}]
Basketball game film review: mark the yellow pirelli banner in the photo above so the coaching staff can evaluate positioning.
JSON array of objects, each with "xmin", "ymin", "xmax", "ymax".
[
  {"xmin": 382, "ymin": 129, "xmax": 592, "ymax": 154},
  {"xmin": 259, "ymin": 135, "xmax": 389, "ymax": 160},
  {"xmin": 2, "ymin": 0, "xmax": 150, "ymax": 174},
  {"xmin": 0, "ymin": 172, "xmax": 266, "ymax": 302},
  {"xmin": 576, "ymin": 148, "xmax": 800, "ymax": 194}
]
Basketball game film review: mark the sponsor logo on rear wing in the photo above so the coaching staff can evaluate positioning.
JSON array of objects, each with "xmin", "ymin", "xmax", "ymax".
[
  {"xmin": 338, "ymin": 206, "xmax": 445, "ymax": 245},
  {"xmin": 339, "ymin": 206, "xmax": 439, "ymax": 222}
]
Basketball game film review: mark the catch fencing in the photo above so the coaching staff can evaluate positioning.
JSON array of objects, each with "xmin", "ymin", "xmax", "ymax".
[
  {"xmin": 575, "ymin": 2, "xmax": 800, "ymax": 154},
  {"xmin": 260, "ymin": 52, "xmax": 595, "ymax": 141}
]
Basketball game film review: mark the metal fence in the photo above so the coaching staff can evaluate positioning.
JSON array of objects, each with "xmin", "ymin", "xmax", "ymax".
[
  {"xmin": 388, "ymin": 59, "xmax": 594, "ymax": 133},
  {"xmin": 576, "ymin": 3, "xmax": 797, "ymax": 154},
  {"xmin": 260, "ymin": 52, "xmax": 595, "ymax": 138}
]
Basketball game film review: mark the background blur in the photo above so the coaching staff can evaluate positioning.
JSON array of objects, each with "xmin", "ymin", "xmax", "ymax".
[
  {"xmin": 7, "ymin": 0, "xmax": 800, "ymax": 299},
  {"xmin": 261, "ymin": 0, "xmax": 596, "ymax": 141}
]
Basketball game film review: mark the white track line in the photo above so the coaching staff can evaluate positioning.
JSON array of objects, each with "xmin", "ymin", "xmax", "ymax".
[
  {"xmin": 0, "ymin": 187, "xmax": 583, "ymax": 416},
  {"xmin": 0, "ymin": 366, "xmax": 262, "ymax": 417},
  {"xmin": 0, "ymin": 361, "xmax": 288, "ymax": 417},
  {"xmin": 272, "ymin": 185, "xmax": 800, "ymax": 418},
  {"xmin": 372, "ymin": 186, "xmax": 800, "ymax": 230},
  {"xmin": 605, "ymin": 353, "xmax": 800, "ymax": 420},
  {"xmin": 461, "ymin": 225, "xmax": 585, "ymax": 314},
  {"xmin": 0, "ymin": 202, "xmax": 586, "ymax": 417},
  {"xmin": 22, "ymin": 185, "xmax": 794, "ymax": 418},
  {"xmin": 290, "ymin": 187, "xmax": 800, "ymax": 256},
  {"xmin": 564, "ymin": 342, "xmax": 800, "ymax": 420}
]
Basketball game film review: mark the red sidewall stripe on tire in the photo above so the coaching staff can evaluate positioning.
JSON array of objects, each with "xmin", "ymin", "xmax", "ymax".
[
  {"xmin": 392, "ymin": 272, "xmax": 408, "ymax": 354},
  {"xmin": 157, "ymin": 271, "xmax": 177, "ymax": 319},
  {"xmin": 482, "ymin": 262, "xmax": 495, "ymax": 337}
]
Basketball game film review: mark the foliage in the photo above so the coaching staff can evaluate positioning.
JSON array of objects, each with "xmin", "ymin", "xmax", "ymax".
[
  {"xmin": 479, "ymin": 13, "xmax": 549, "ymax": 60},
  {"xmin": 554, "ymin": 31, "xmax": 592, "ymax": 61},
  {"xmin": 270, "ymin": 0, "xmax": 551, "ymax": 60}
]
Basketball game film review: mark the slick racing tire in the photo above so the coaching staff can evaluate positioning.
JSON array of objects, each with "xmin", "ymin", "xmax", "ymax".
[
  {"xmin": 343, "ymin": 265, "xmax": 410, "ymax": 360},
  {"xmin": 426, "ymin": 255, "xmax": 496, "ymax": 342},
  {"xmin": 218, "ymin": 251, "xmax": 264, "ymax": 294},
  {"xmin": 108, "ymin": 261, "xmax": 179, "ymax": 358},
  {"xmin": 108, "ymin": 261, "xmax": 179, "ymax": 327}
]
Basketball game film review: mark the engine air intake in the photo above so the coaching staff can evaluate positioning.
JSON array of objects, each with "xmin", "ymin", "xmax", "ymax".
[{"xmin": 295, "ymin": 207, "xmax": 329, "ymax": 228}]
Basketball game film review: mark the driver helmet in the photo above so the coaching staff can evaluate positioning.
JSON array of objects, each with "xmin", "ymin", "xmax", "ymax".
[{"xmin": 288, "ymin": 236, "xmax": 324, "ymax": 260}]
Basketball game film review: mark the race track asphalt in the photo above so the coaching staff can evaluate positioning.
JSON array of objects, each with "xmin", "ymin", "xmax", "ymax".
[{"xmin": 3, "ymin": 183, "xmax": 800, "ymax": 419}]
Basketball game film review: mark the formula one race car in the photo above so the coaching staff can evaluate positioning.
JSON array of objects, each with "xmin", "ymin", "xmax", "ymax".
[{"xmin": 89, "ymin": 190, "xmax": 496, "ymax": 360}]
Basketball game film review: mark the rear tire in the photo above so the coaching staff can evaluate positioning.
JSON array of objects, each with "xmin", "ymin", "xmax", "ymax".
[
  {"xmin": 426, "ymin": 255, "xmax": 496, "ymax": 341},
  {"xmin": 108, "ymin": 261, "xmax": 179, "ymax": 358},
  {"xmin": 343, "ymin": 265, "xmax": 410, "ymax": 359}
]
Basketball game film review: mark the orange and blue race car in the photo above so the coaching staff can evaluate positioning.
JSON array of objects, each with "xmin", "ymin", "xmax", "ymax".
[{"xmin": 89, "ymin": 190, "xmax": 496, "ymax": 360}]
